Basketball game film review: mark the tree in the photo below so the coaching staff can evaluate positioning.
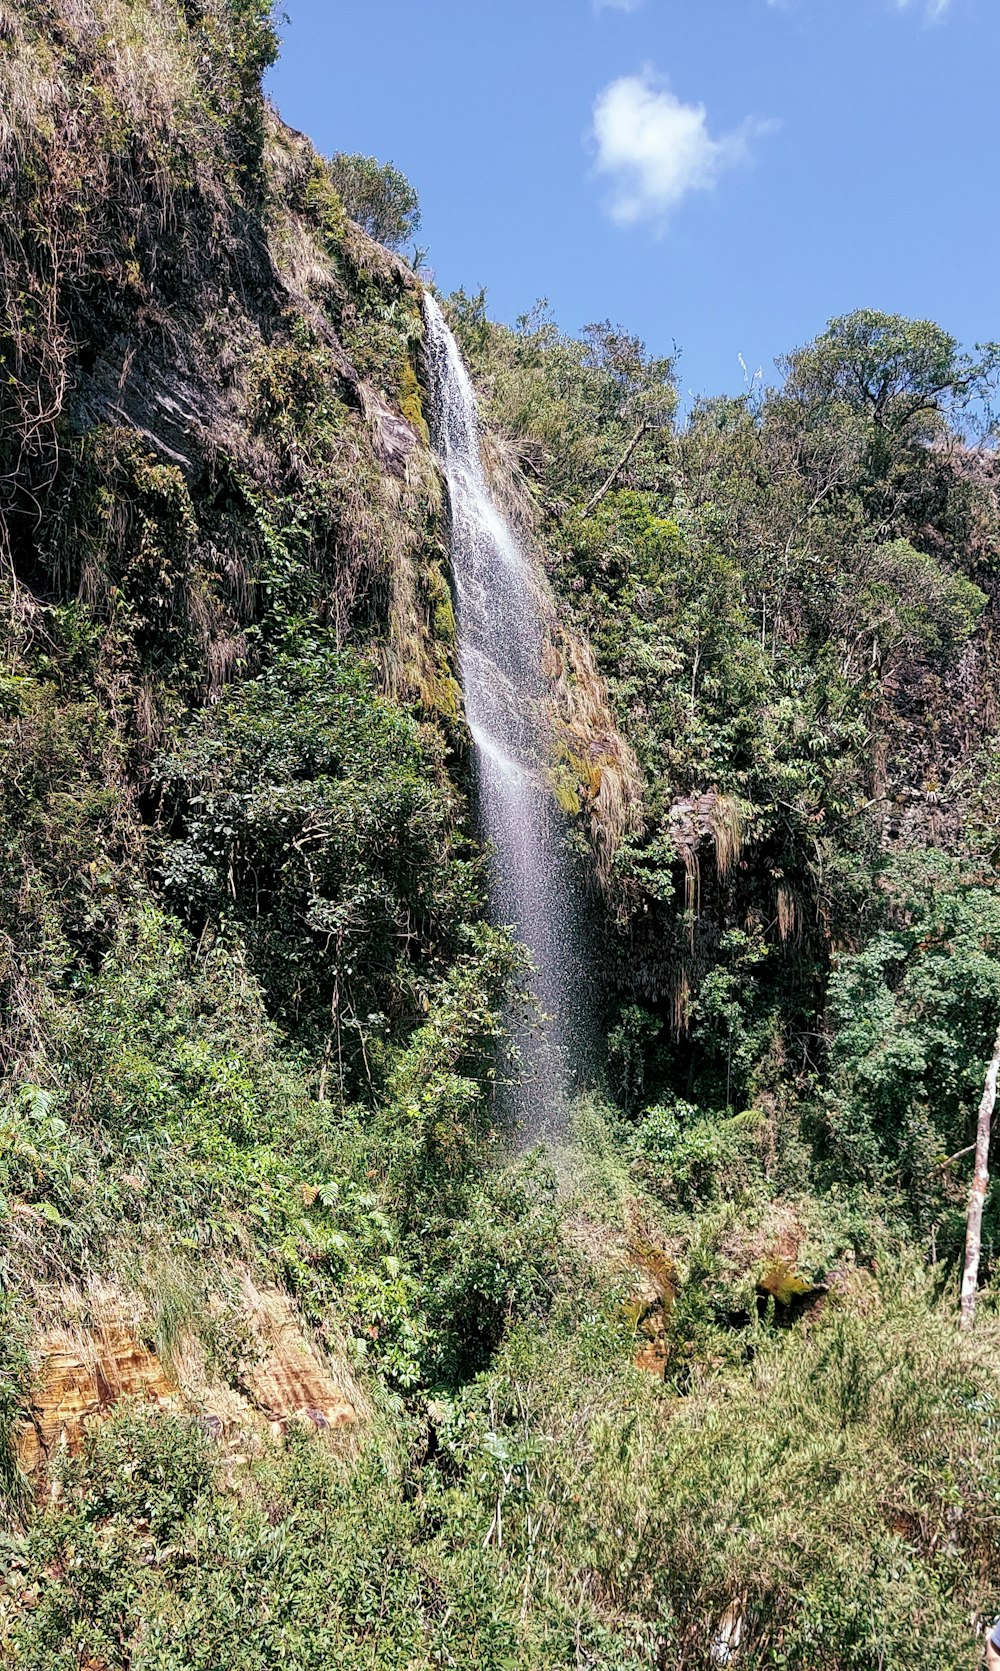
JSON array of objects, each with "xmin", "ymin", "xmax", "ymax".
[
  {"xmin": 960, "ymin": 1020, "xmax": 1000, "ymax": 1329},
  {"xmin": 827, "ymin": 852, "xmax": 1000, "ymax": 1218},
  {"xmin": 324, "ymin": 152, "xmax": 421, "ymax": 249},
  {"xmin": 832, "ymin": 537, "xmax": 985, "ymax": 681},
  {"xmin": 153, "ymin": 642, "xmax": 471, "ymax": 1084},
  {"xmin": 781, "ymin": 310, "xmax": 1000, "ymax": 440},
  {"xmin": 449, "ymin": 297, "xmax": 676, "ymax": 502}
]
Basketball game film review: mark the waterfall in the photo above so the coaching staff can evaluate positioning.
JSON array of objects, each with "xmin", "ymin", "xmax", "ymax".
[{"xmin": 423, "ymin": 293, "xmax": 588, "ymax": 1129}]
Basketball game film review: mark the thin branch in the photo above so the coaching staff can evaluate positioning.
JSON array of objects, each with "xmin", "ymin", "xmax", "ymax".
[
  {"xmin": 580, "ymin": 422, "xmax": 651, "ymax": 518},
  {"xmin": 933, "ymin": 1144, "xmax": 975, "ymax": 1173}
]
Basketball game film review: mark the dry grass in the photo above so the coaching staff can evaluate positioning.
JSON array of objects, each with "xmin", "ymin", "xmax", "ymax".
[
  {"xmin": 668, "ymin": 791, "xmax": 748, "ymax": 932},
  {"xmin": 263, "ymin": 112, "xmax": 346, "ymax": 316},
  {"xmin": 0, "ymin": 0, "xmax": 229, "ymax": 518},
  {"xmin": 481, "ymin": 426, "xmax": 542, "ymax": 533},
  {"xmin": 776, "ymin": 880, "xmax": 800, "ymax": 944},
  {"xmin": 479, "ymin": 1261, "xmax": 1000, "ymax": 1666},
  {"xmin": 18, "ymin": 1268, "xmax": 369, "ymax": 1487}
]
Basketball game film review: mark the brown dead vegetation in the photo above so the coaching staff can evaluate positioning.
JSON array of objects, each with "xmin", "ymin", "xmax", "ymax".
[{"xmin": 18, "ymin": 1277, "xmax": 363, "ymax": 1485}]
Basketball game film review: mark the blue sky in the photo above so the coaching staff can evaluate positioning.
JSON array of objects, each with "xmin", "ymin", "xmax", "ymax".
[{"xmin": 266, "ymin": 0, "xmax": 997, "ymax": 403}]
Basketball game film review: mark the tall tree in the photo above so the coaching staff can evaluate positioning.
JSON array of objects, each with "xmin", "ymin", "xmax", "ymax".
[{"xmin": 960, "ymin": 1021, "xmax": 1000, "ymax": 1330}]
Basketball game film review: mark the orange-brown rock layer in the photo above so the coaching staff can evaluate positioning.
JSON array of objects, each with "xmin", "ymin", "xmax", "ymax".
[{"xmin": 17, "ymin": 1279, "xmax": 362, "ymax": 1483}]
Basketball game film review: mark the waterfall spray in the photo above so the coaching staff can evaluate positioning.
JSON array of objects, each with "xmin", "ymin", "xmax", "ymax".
[{"xmin": 423, "ymin": 293, "xmax": 589, "ymax": 1129}]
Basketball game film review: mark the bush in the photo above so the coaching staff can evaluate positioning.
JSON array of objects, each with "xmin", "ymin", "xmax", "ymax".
[
  {"xmin": 155, "ymin": 638, "xmax": 476, "ymax": 1073},
  {"xmin": 324, "ymin": 153, "xmax": 420, "ymax": 249},
  {"xmin": 438, "ymin": 1266, "xmax": 1000, "ymax": 1669},
  {"xmin": 2, "ymin": 1417, "xmax": 522, "ymax": 1670},
  {"xmin": 827, "ymin": 850, "xmax": 1000, "ymax": 1223},
  {"xmin": 632, "ymin": 1098, "xmax": 768, "ymax": 1211}
]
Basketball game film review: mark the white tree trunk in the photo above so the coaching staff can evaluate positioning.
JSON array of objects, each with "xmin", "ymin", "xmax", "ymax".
[{"xmin": 959, "ymin": 1020, "xmax": 1000, "ymax": 1330}]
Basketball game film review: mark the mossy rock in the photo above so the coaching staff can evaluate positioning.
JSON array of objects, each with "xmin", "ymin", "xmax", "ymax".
[
  {"xmin": 400, "ymin": 360, "xmax": 430, "ymax": 446},
  {"xmin": 423, "ymin": 562, "xmax": 456, "ymax": 646}
]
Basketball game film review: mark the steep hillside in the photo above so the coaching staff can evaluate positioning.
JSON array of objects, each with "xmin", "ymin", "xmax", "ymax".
[
  {"xmin": 2, "ymin": 4, "xmax": 1000, "ymax": 1669},
  {"xmin": 0, "ymin": 0, "xmax": 540, "ymax": 1512}
]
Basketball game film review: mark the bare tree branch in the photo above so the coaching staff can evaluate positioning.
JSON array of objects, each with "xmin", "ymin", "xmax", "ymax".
[{"xmin": 581, "ymin": 422, "xmax": 651, "ymax": 518}]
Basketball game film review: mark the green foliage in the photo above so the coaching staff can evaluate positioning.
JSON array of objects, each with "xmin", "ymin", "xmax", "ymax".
[
  {"xmin": 429, "ymin": 1268, "xmax": 1000, "ymax": 1669},
  {"xmin": 827, "ymin": 850, "xmax": 1000, "ymax": 1218},
  {"xmin": 0, "ymin": 1296, "xmax": 31, "ymax": 1525},
  {"xmin": 67, "ymin": 1402, "xmax": 214, "ymax": 1540},
  {"xmin": 0, "ymin": 676, "xmax": 135, "ymax": 1060},
  {"xmin": 633, "ymin": 1099, "xmax": 768, "ymax": 1211},
  {"xmin": 3, "ymin": 8, "xmax": 1000, "ymax": 1663},
  {"xmin": 8, "ymin": 1271, "xmax": 997, "ymax": 1671},
  {"xmin": 606, "ymin": 1003, "xmax": 665, "ymax": 1116},
  {"xmin": 45, "ymin": 428, "xmax": 202, "ymax": 671},
  {"xmin": 302, "ymin": 155, "xmax": 348, "ymax": 249},
  {"xmin": 2, "ymin": 1417, "xmax": 524, "ymax": 1670},
  {"xmin": 0, "ymin": 872, "xmax": 561, "ymax": 1396},
  {"xmin": 155, "ymin": 638, "xmax": 476, "ymax": 1069},
  {"xmin": 449, "ymin": 293, "xmax": 675, "ymax": 503},
  {"xmin": 781, "ymin": 309, "xmax": 1000, "ymax": 438},
  {"xmin": 832, "ymin": 537, "xmax": 985, "ymax": 678},
  {"xmin": 242, "ymin": 323, "xmax": 399, "ymax": 620},
  {"xmin": 420, "ymin": 1151, "xmax": 562, "ymax": 1382},
  {"xmin": 0, "ymin": 909, "xmax": 320, "ymax": 1270},
  {"xmin": 460, "ymin": 294, "xmax": 998, "ymax": 1140},
  {"xmin": 324, "ymin": 152, "xmax": 421, "ymax": 249},
  {"xmin": 186, "ymin": 0, "xmax": 281, "ymax": 173}
]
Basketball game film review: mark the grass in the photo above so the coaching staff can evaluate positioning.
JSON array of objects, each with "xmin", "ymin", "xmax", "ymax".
[{"xmin": 3, "ymin": 1241, "xmax": 998, "ymax": 1669}]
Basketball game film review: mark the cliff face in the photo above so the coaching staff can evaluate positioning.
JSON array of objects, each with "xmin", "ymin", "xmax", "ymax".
[
  {"xmin": 0, "ymin": 0, "xmax": 490, "ymax": 1495},
  {"xmin": 0, "ymin": 0, "xmax": 621, "ymax": 1527},
  {"xmin": 0, "ymin": 0, "xmax": 452, "ymax": 704},
  {"xmin": 0, "ymin": 0, "xmax": 462, "ymax": 1050}
]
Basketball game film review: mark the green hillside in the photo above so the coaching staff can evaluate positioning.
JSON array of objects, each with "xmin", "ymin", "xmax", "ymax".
[{"xmin": 1, "ymin": 3, "xmax": 1000, "ymax": 1666}]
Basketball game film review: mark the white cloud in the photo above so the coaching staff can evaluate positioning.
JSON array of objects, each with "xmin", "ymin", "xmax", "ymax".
[
  {"xmin": 595, "ymin": 0, "xmax": 645, "ymax": 10},
  {"xmin": 769, "ymin": 0, "xmax": 953, "ymax": 12},
  {"xmin": 592, "ymin": 72, "xmax": 771, "ymax": 227},
  {"xmin": 775, "ymin": 0, "xmax": 956, "ymax": 12}
]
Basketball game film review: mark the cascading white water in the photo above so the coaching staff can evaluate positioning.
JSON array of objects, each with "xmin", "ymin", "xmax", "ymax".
[{"xmin": 423, "ymin": 294, "xmax": 587, "ymax": 1128}]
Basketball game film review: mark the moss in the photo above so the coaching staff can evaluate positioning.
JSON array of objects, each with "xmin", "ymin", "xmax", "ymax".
[
  {"xmin": 424, "ymin": 562, "xmax": 456, "ymax": 646},
  {"xmin": 547, "ymin": 768, "xmax": 582, "ymax": 816},
  {"xmin": 431, "ymin": 654, "xmax": 461, "ymax": 720},
  {"xmin": 400, "ymin": 359, "xmax": 430, "ymax": 446},
  {"xmin": 418, "ymin": 666, "xmax": 461, "ymax": 721}
]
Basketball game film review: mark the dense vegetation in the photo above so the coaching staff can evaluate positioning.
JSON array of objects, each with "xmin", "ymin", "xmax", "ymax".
[{"xmin": 1, "ymin": 2, "xmax": 1000, "ymax": 1666}]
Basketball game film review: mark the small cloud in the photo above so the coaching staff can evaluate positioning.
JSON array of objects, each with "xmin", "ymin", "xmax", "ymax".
[
  {"xmin": 592, "ymin": 71, "xmax": 772, "ymax": 227},
  {"xmin": 768, "ymin": 0, "xmax": 952, "ymax": 12},
  {"xmin": 595, "ymin": 0, "xmax": 645, "ymax": 9}
]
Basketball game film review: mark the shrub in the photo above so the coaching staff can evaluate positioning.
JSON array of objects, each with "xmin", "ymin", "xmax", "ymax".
[
  {"xmin": 324, "ymin": 153, "xmax": 420, "ymax": 249},
  {"xmin": 155, "ymin": 638, "xmax": 476, "ymax": 1073},
  {"xmin": 827, "ymin": 850, "xmax": 1000, "ymax": 1224}
]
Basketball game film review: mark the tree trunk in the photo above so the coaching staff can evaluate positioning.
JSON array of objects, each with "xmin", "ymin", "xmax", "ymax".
[
  {"xmin": 959, "ymin": 1019, "xmax": 1000, "ymax": 1330},
  {"xmin": 581, "ymin": 422, "xmax": 650, "ymax": 518}
]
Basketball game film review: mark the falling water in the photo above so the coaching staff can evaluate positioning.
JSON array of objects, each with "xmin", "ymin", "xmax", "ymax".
[{"xmin": 423, "ymin": 293, "xmax": 588, "ymax": 1129}]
